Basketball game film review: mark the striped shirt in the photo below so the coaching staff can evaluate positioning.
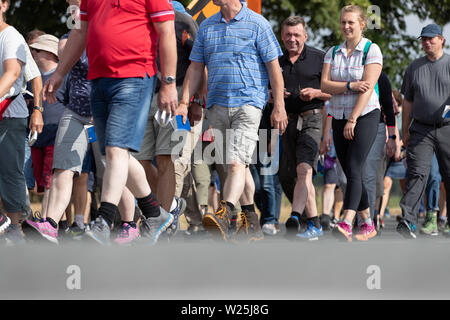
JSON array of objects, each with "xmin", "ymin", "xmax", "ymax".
[
  {"xmin": 324, "ymin": 37, "xmax": 383, "ymax": 119},
  {"xmin": 189, "ymin": 0, "xmax": 282, "ymax": 109}
]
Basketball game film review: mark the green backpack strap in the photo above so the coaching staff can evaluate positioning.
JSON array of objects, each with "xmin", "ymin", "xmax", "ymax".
[
  {"xmin": 362, "ymin": 41, "xmax": 379, "ymax": 98},
  {"xmin": 332, "ymin": 45, "xmax": 339, "ymax": 60}
]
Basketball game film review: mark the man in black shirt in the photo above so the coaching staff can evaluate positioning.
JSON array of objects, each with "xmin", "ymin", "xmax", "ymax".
[{"xmin": 278, "ymin": 16, "xmax": 331, "ymax": 239}]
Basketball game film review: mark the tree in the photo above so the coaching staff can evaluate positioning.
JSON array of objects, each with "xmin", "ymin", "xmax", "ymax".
[
  {"xmin": 262, "ymin": 0, "xmax": 450, "ymax": 88},
  {"xmin": 6, "ymin": 0, "xmax": 68, "ymax": 38}
]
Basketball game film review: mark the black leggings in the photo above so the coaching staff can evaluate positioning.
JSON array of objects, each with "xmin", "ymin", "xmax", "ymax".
[{"xmin": 332, "ymin": 109, "xmax": 380, "ymax": 212}]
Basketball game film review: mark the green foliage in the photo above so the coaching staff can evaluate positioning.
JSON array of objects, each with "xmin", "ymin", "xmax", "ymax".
[{"xmin": 263, "ymin": 0, "xmax": 450, "ymax": 88}]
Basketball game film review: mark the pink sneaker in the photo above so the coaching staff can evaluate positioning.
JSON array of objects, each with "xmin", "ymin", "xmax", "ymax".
[
  {"xmin": 114, "ymin": 223, "xmax": 140, "ymax": 245},
  {"xmin": 333, "ymin": 221, "xmax": 352, "ymax": 242},
  {"xmin": 25, "ymin": 219, "xmax": 58, "ymax": 244},
  {"xmin": 355, "ymin": 222, "xmax": 377, "ymax": 241}
]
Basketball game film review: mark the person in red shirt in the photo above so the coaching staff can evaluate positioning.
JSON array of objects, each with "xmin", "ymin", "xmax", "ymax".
[{"xmin": 35, "ymin": 0, "xmax": 179, "ymax": 245}]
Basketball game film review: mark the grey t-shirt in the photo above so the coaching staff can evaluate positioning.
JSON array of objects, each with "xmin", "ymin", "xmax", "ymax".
[{"xmin": 401, "ymin": 53, "xmax": 450, "ymax": 124}]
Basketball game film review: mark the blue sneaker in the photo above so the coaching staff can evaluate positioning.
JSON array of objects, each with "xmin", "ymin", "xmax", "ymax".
[
  {"xmin": 396, "ymin": 219, "xmax": 417, "ymax": 239},
  {"xmin": 296, "ymin": 221, "xmax": 323, "ymax": 241},
  {"xmin": 166, "ymin": 197, "xmax": 187, "ymax": 238}
]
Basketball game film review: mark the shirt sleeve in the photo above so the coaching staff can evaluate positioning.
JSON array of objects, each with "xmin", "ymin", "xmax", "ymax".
[
  {"xmin": 401, "ymin": 65, "xmax": 414, "ymax": 102},
  {"xmin": 323, "ymin": 47, "xmax": 334, "ymax": 65},
  {"xmin": 23, "ymin": 45, "xmax": 40, "ymax": 82},
  {"xmin": 147, "ymin": 0, "xmax": 174, "ymax": 22},
  {"xmin": 256, "ymin": 19, "xmax": 282, "ymax": 63},
  {"xmin": 80, "ymin": 0, "xmax": 88, "ymax": 21},
  {"xmin": 365, "ymin": 43, "xmax": 383, "ymax": 66},
  {"xmin": 189, "ymin": 26, "xmax": 205, "ymax": 63},
  {"xmin": 3, "ymin": 33, "xmax": 26, "ymax": 65}
]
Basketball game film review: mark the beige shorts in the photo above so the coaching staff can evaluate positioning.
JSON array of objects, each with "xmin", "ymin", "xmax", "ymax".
[
  {"xmin": 133, "ymin": 86, "xmax": 186, "ymax": 161},
  {"xmin": 207, "ymin": 104, "xmax": 262, "ymax": 166}
]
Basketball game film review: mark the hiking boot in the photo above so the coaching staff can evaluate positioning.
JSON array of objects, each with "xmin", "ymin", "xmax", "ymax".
[
  {"xmin": 234, "ymin": 211, "xmax": 264, "ymax": 243},
  {"xmin": 0, "ymin": 213, "xmax": 11, "ymax": 234},
  {"xmin": 296, "ymin": 221, "xmax": 323, "ymax": 241},
  {"xmin": 355, "ymin": 222, "xmax": 377, "ymax": 241},
  {"xmin": 202, "ymin": 200, "xmax": 231, "ymax": 241},
  {"xmin": 85, "ymin": 216, "xmax": 111, "ymax": 245},
  {"xmin": 332, "ymin": 221, "xmax": 352, "ymax": 242},
  {"xmin": 166, "ymin": 197, "xmax": 187, "ymax": 238},
  {"xmin": 396, "ymin": 218, "xmax": 417, "ymax": 239},
  {"xmin": 421, "ymin": 211, "xmax": 438, "ymax": 236},
  {"xmin": 320, "ymin": 214, "xmax": 331, "ymax": 231},
  {"xmin": 114, "ymin": 222, "xmax": 140, "ymax": 245},
  {"xmin": 438, "ymin": 218, "xmax": 447, "ymax": 233},
  {"xmin": 140, "ymin": 208, "xmax": 173, "ymax": 245},
  {"xmin": 23, "ymin": 219, "xmax": 58, "ymax": 244}
]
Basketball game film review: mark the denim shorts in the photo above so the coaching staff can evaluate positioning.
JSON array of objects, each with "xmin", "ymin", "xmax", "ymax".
[{"xmin": 90, "ymin": 75, "xmax": 156, "ymax": 155}]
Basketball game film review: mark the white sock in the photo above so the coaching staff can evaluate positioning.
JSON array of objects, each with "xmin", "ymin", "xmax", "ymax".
[
  {"xmin": 169, "ymin": 198, "xmax": 177, "ymax": 212},
  {"xmin": 74, "ymin": 214, "xmax": 85, "ymax": 229}
]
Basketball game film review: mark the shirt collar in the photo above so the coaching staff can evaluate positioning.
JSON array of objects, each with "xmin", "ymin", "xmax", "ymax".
[
  {"xmin": 281, "ymin": 45, "xmax": 307, "ymax": 65},
  {"xmin": 219, "ymin": 0, "xmax": 247, "ymax": 23},
  {"xmin": 337, "ymin": 37, "xmax": 367, "ymax": 54}
]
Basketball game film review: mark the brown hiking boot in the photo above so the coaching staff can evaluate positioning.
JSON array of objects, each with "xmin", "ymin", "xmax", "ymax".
[
  {"xmin": 202, "ymin": 200, "xmax": 231, "ymax": 241},
  {"xmin": 234, "ymin": 211, "xmax": 264, "ymax": 243}
]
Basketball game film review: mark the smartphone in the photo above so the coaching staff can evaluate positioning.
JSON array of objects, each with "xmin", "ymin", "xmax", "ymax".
[{"xmin": 28, "ymin": 130, "xmax": 38, "ymax": 146}]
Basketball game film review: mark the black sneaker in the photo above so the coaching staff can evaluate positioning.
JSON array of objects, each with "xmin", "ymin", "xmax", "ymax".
[
  {"xmin": 396, "ymin": 219, "xmax": 417, "ymax": 239},
  {"xmin": 70, "ymin": 223, "xmax": 87, "ymax": 240},
  {"xmin": 285, "ymin": 214, "xmax": 300, "ymax": 236},
  {"xmin": 320, "ymin": 214, "xmax": 331, "ymax": 231}
]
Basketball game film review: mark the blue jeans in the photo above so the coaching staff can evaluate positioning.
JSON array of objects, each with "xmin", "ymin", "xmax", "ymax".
[
  {"xmin": 250, "ymin": 142, "xmax": 283, "ymax": 225},
  {"xmin": 90, "ymin": 75, "xmax": 156, "ymax": 155},
  {"xmin": 419, "ymin": 153, "xmax": 441, "ymax": 212}
]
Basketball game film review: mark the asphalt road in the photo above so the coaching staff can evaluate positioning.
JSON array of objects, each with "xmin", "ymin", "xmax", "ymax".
[{"xmin": 1, "ymin": 216, "xmax": 450, "ymax": 300}]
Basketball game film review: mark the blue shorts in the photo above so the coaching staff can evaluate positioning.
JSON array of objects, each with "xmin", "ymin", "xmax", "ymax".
[
  {"xmin": 386, "ymin": 160, "xmax": 407, "ymax": 180},
  {"xmin": 90, "ymin": 75, "xmax": 156, "ymax": 155}
]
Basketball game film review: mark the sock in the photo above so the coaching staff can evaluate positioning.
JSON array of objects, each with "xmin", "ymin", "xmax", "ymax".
[
  {"xmin": 48, "ymin": 217, "xmax": 58, "ymax": 229},
  {"xmin": 74, "ymin": 214, "xmax": 85, "ymax": 229},
  {"xmin": 137, "ymin": 193, "xmax": 161, "ymax": 218},
  {"xmin": 169, "ymin": 198, "xmax": 177, "ymax": 212},
  {"xmin": 344, "ymin": 219, "xmax": 353, "ymax": 229},
  {"xmin": 241, "ymin": 204, "xmax": 255, "ymax": 214},
  {"xmin": 98, "ymin": 202, "xmax": 119, "ymax": 227},
  {"xmin": 225, "ymin": 201, "xmax": 235, "ymax": 212},
  {"xmin": 364, "ymin": 218, "xmax": 373, "ymax": 226},
  {"xmin": 308, "ymin": 216, "xmax": 321, "ymax": 229}
]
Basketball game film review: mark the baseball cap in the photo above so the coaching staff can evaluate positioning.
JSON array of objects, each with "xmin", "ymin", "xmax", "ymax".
[
  {"xmin": 418, "ymin": 23, "xmax": 443, "ymax": 39},
  {"xmin": 29, "ymin": 34, "xmax": 59, "ymax": 57}
]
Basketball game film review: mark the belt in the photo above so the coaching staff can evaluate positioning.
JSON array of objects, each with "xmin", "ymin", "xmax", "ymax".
[
  {"xmin": 288, "ymin": 108, "xmax": 321, "ymax": 120},
  {"xmin": 414, "ymin": 118, "xmax": 450, "ymax": 129}
]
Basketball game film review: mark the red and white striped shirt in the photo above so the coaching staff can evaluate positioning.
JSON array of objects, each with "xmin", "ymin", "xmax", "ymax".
[{"xmin": 80, "ymin": 0, "xmax": 174, "ymax": 80}]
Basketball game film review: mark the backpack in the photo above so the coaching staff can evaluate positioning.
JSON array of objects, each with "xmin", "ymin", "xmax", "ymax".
[{"xmin": 332, "ymin": 40, "xmax": 379, "ymax": 98}]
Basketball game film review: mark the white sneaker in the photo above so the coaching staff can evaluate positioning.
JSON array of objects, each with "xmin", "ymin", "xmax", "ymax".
[{"xmin": 262, "ymin": 223, "xmax": 277, "ymax": 236}]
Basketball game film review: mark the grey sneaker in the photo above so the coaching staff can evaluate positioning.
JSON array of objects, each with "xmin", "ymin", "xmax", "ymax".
[
  {"xmin": 166, "ymin": 197, "xmax": 187, "ymax": 238},
  {"xmin": 140, "ymin": 208, "xmax": 174, "ymax": 245},
  {"xmin": 262, "ymin": 223, "xmax": 277, "ymax": 236},
  {"xmin": 4, "ymin": 224, "xmax": 26, "ymax": 245},
  {"xmin": 85, "ymin": 216, "xmax": 111, "ymax": 245}
]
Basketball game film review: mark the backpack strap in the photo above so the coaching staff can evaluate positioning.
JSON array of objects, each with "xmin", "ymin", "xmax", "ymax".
[
  {"xmin": 362, "ymin": 40, "xmax": 380, "ymax": 98},
  {"xmin": 332, "ymin": 45, "xmax": 339, "ymax": 60}
]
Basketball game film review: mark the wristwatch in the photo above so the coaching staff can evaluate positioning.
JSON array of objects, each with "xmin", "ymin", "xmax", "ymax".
[
  {"xmin": 32, "ymin": 106, "xmax": 44, "ymax": 113},
  {"xmin": 346, "ymin": 81, "xmax": 352, "ymax": 92},
  {"xmin": 388, "ymin": 135, "xmax": 397, "ymax": 140},
  {"xmin": 162, "ymin": 76, "xmax": 176, "ymax": 84},
  {"xmin": 191, "ymin": 97, "xmax": 205, "ymax": 107}
]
